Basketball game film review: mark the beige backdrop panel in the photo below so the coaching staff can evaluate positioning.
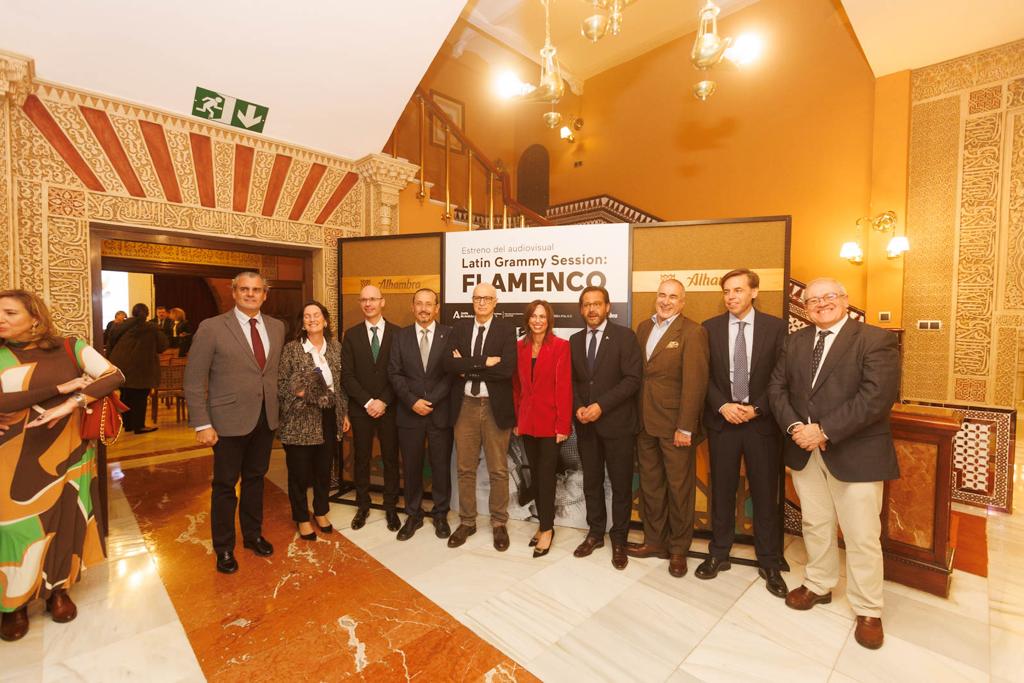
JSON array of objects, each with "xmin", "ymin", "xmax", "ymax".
[{"xmin": 339, "ymin": 235, "xmax": 442, "ymax": 331}]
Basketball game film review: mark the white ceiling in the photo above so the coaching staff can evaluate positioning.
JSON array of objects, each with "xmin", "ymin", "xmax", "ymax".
[{"xmin": 0, "ymin": 0, "xmax": 467, "ymax": 160}]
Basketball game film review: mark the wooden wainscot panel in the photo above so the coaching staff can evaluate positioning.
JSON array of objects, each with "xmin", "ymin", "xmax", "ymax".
[{"xmin": 883, "ymin": 403, "xmax": 961, "ymax": 597}]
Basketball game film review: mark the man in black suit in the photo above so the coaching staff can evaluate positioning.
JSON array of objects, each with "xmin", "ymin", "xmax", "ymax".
[
  {"xmin": 570, "ymin": 286, "xmax": 643, "ymax": 570},
  {"xmin": 768, "ymin": 277, "xmax": 900, "ymax": 650},
  {"xmin": 388, "ymin": 288, "xmax": 454, "ymax": 541},
  {"xmin": 696, "ymin": 269, "xmax": 787, "ymax": 598},
  {"xmin": 444, "ymin": 282, "xmax": 517, "ymax": 551},
  {"xmin": 152, "ymin": 306, "xmax": 174, "ymax": 338},
  {"xmin": 340, "ymin": 285, "xmax": 401, "ymax": 532}
]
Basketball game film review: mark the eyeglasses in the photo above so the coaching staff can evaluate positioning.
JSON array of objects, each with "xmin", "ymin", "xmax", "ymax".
[
  {"xmin": 358, "ymin": 297, "xmax": 382, "ymax": 304},
  {"xmin": 472, "ymin": 296, "xmax": 496, "ymax": 303},
  {"xmin": 804, "ymin": 292, "xmax": 846, "ymax": 308}
]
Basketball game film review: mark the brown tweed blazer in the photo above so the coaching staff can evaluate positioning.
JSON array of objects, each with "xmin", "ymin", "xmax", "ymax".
[{"xmin": 636, "ymin": 314, "xmax": 710, "ymax": 442}]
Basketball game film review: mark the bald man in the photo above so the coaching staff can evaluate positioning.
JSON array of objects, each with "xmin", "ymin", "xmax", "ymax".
[
  {"xmin": 340, "ymin": 285, "xmax": 401, "ymax": 532},
  {"xmin": 444, "ymin": 283, "xmax": 518, "ymax": 551}
]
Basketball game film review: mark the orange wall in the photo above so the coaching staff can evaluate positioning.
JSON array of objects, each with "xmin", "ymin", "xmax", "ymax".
[{"xmin": 512, "ymin": 0, "xmax": 878, "ymax": 303}]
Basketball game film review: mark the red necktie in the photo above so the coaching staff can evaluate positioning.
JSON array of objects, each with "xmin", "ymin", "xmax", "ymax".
[{"xmin": 249, "ymin": 318, "xmax": 266, "ymax": 370}]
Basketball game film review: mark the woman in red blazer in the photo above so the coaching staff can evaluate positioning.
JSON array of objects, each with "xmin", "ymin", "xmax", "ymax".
[{"xmin": 513, "ymin": 300, "xmax": 572, "ymax": 558}]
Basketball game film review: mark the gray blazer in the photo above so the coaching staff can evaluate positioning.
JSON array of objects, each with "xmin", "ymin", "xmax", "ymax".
[{"xmin": 184, "ymin": 310, "xmax": 286, "ymax": 436}]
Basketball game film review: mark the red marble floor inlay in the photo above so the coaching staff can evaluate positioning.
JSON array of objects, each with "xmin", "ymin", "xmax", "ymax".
[{"xmin": 119, "ymin": 456, "xmax": 535, "ymax": 681}]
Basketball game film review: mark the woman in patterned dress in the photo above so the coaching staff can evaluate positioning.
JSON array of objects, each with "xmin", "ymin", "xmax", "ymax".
[{"xmin": 0, "ymin": 290, "xmax": 123, "ymax": 642}]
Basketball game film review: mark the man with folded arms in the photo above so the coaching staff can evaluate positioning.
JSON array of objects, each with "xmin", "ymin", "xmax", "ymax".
[
  {"xmin": 628, "ymin": 278, "xmax": 709, "ymax": 577},
  {"xmin": 768, "ymin": 277, "xmax": 900, "ymax": 649}
]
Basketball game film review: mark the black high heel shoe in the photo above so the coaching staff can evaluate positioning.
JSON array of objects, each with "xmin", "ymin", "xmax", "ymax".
[
  {"xmin": 315, "ymin": 517, "xmax": 333, "ymax": 534},
  {"xmin": 529, "ymin": 532, "xmax": 540, "ymax": 548},
  {"xmin": 533, "ymin": 529, "xmax": 554, "ymax": 558},
  {"xmin": 297, "ymin": 523, "xmax": 317, "ymax": 541}
]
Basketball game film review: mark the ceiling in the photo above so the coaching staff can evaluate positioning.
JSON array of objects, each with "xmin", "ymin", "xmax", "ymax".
[
  {"xmin": 0, "ymin": 0, "xmax": 466, "ymax": 160},
  {"xmin": 841, "ymin": 0, "xmax": 1024, "ymax": 76}
]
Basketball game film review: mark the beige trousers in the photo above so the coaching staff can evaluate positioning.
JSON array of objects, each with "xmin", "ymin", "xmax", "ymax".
[
  {"xmin": 791, "ymin": 448, "xmax": 885, "ymax": 618},
  {"xmin": 453, "ymin": 397, "xmax": 511, "ymax": 527}
]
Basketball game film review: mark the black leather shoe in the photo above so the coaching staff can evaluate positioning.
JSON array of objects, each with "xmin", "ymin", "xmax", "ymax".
[
  {"xmin": 434, "ymin": 517, "xmax": 451, "ymax": 539},
  {"xmin": 216, "ymin": 551, "xmax": 238, "ymax": 574},
  {"xmin": 297, "ymin": 523, "xmax": 317, "ymax": 541},
  {"xmin": 760, "ymin": 567, "xmax": 789, "ymax": 598},
  {"xmin": 134, "ymin": 426, "xmax": 157, "ymax": 434},
  {"xmin": 243, "ymin": 536, "xmax": 273, "ymax": 556},
  {"xmin": 397, "ymin": 517, "xmax": 423, "ymax": 541},
  {"xmin": 314, "ymin": 517, "xmax": 333, "ymax": 534},
  {"xmin": 695, "ymin": 556, "xmax": 732, "ymax": 580},
  {"xmin": 386, "ymin": 510, "xmax": 401, "ymax": 532},
  {"xmin": 350, "ymin": 508, "xmax": 369, "ymax": 530}
]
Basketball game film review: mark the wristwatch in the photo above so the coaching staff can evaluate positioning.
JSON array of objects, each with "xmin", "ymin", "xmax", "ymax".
[{"xmin": 72, "ymin": 393, "xmax": 87, "ymax": 409}]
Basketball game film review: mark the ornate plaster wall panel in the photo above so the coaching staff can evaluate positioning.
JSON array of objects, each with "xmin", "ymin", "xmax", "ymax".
[
  {"xmin": 0, "ymin": 100, "xmax": 11, "ymax": 289},
  {"xmin": 108, "ymin": 115, "xmax": 163, "ymax": 199},
  {"xmin": 212, "ymin": 140, "xmax": 234, "ymax": 211},
  {"xmin": 12, "ymin": 106, "xmax": 83, "ymax": 188},
  {"xmin": 246, "ymin": 150, "xmax": 275, "ymax": 215},
  {"xmin": 968, "ymin": 85, "xmax": 1003, "ymax": 115},
  {"xmin": 274, "ymin": 158, "xmax": 311, "ymax": 221},
  {"xmin": 14, "ymin": 178, "xmax": 44, "ymax": 294},
  {"xmin": 912, "ymin": 39, "xmax": 1024, "ymax": 102},
  {"xmin": 1009, "ymin": 78, "xmax": 1024, "ymax": 108},
  {"xmin": 1008, "ymin": 111, "xmax": 1024, "ymax": 310},
  {"xmin": 163, "ymin": 128, "xmax": 201, "ymax": 206},
  {"xmin": 102, "ymin": 239, "xmax": 264, "ymax": 270},
  {"xmin": 903, "ymin": 96, "xmax": 960, "ymax": 402}
]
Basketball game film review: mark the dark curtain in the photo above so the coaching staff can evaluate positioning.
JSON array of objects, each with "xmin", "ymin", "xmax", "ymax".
[{"xmin": 153, "ymin": 274, "xmax": 220, "ymax": 330}]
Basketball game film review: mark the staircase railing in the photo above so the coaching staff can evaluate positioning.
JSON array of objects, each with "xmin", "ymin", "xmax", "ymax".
[{"xmin": 387, "ymin": 87, "xmax": 551, "ymax": 228}]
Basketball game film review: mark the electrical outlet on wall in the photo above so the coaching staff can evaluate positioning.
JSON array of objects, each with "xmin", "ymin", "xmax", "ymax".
[{"xmin": 879, "ymin": 311, "xmax": 891, "ymax": 322}]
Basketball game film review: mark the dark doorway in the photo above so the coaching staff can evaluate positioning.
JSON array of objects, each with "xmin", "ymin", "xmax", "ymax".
[
  {"xmin": 517, "ymin": 144, "xmax": 550, "ymax": 216},
  {"xmin": 153, "ymin": 274, "xmax": 219, "ymax": 331}
]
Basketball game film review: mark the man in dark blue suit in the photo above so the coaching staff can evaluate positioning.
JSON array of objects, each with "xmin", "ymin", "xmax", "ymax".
[
  {"xmin": 696, "ymin": 269, "xmax": 787, "ymax": 598},
  {"xmin": 570, "ymin": 286, "xmax": 643, "ymax": 570},
  {"xmin": 388, "ymin": 288, "xmax": 454, "ymax": 541}
]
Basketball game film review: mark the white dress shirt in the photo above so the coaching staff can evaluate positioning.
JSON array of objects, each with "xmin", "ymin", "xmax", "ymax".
[
  {"xmin": 585, "ymin": 321, "xmax": 607, "ymax": 359},
  {"xmin": 465, "ymin": 316, "xmax": 493, "ymax": 397},
  {"xmin": 645, "ymin": 313, "xmax": 679, "ymax": 360},
  {"xmin": 727, "ymin": 308, "xmax": 756, "ymax": 404},
  {"xmin": 234, "ymin": 307, "xmax": 270, "ymax": 355},
  {"xmin": 365, "ymin": 319, "xmax": 386, "ymax": 346},
  {"xmin": 416, "ymin": 320, "xmax": 437, "ymax": 362},
  {"xmin": 302, "ymin": 337, "xmax": 333, "ymax": 390}
]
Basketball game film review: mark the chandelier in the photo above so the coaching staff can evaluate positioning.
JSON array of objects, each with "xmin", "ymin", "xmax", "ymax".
[
  {"xmin": 689, "ymin": 0, "xmax": 762, "ymax": 101},
  {"xmin": 581, "ymin": 0, "xmax": 638, "ymax": 42}
]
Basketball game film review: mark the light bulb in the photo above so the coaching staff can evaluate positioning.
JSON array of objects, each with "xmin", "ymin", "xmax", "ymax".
[
  {"xmin": 543, "ymin": 110, "xmax": 563, "ymax": 129},
  {"xmin": 723, "ymin": 33, "xmax": 763, "ymax": 66},
  {"xmin": 693, "ymin": 80, "xmax": 717, "ymax": 101},
  {"xmin": 839, "ymin": 241, "xmax": 864, "ymax": 264},
  {"xmin": 886, "ymin": 235, "xmax": 909, "ymax": 258},
  {"xmin": 495, "ymin": 70, "xmax": 534, "ymax": 100}
]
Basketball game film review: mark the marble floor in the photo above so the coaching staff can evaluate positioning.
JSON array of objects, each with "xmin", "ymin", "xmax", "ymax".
[{"xmin": 2, "ymin": 414, "xmax": 1022, "ymax": 682}]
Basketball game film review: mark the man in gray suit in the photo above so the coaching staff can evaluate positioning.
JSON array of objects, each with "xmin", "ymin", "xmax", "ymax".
[
  {"xmin": 768, "ymin": 277, "xmax": 900, "ymax": 650},
  {"xmin": 185, "ymin": 271, "xmax": 286, "ymax": 574}
]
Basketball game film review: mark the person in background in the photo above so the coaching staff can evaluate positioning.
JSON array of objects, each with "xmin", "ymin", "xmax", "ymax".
[
  {"xmin": 387, "ymin": 288, "xmax": 453, "ymax": 541},
  {"xmin": 107, "ymin": 303, "xmax": 168, "ymax": 434},
  {"xmin": 0, "ymin": 289, "xmax": 124, "ymax": 642},
  {"xmin": 277, "ymin": 302, "xmax": 349, "ymax": 541},
  {"xmin": 152, "ymin": 305, "xmax": 173, "ymax": 338},
  {"xmin": 512, "ymin": 300, "xmax": 571, "ymax": 558},
  {"xmin": 340, "ymin": 285, "xmax": 401, "ymax": 532},
  {"xmin": 103, "ymin": 310, "xmax": 127, "ymax": 354},
  {"xmin": 169, "ymin": 307, "xmax": 192, "ymax": 356}
]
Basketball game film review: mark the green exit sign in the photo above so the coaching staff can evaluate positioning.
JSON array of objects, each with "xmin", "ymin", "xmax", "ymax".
[{"xmin": 191, "ymin": 87, "xmax": 268, "ymax": 133}]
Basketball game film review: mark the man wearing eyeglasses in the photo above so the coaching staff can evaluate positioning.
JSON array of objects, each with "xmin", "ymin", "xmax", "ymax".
[
  {"xmin": 768, "ymin": 277, "xmax": 900, "ymax": 650},
  {"xmin": 444, "ymin": 282, "xmax": 517, "ymax": 551},
  {"xmin": 341, "ymin": 285, "xmax": 402, "ymax": 532}
]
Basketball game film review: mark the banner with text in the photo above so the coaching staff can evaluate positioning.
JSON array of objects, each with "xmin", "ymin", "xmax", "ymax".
[{"xmin": 442, "ymin": 224, "xmax": 631, "ymax": 336}]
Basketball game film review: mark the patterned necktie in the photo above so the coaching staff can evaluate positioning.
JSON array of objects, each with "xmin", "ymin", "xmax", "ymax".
[
  {"xmin": 811, "ymin": 330, "xmax": 832, "ymax": 381},
  {"xmin": 419, "ymin": 328, "xmax": 430, "ymax": 371},
  {"xmin": 370, "ymin": 325, "xmax": 380, "ymax": 361},
  {"xmin": 249, "ymin": 318, "xmax": 266, "ymax": 370},
  {"xmin": 471, "ymin": 325, "xmax": 485, "ymax": 396},
  {"xmin": 587, "ymin": 329, "xmax": 598, "ymax": 373},
  {"xmin": 732, "ymin": 321, "xmax": 749, "ymax": 402}
]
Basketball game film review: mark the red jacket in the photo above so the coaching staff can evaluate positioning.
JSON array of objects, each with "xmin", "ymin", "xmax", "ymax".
[{"xmin": 512, "ymin": 334, "xmax": 572, "ymax": 437}]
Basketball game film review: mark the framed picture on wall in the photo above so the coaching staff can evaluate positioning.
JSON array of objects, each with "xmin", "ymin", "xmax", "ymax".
[{"xmin": 429, "ymin": 90, "xmax": 465, "ymax": 154}]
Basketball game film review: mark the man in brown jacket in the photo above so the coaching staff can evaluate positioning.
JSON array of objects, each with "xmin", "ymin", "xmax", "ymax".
[{"xmin": 627, "ymin": 278, "xmax": 709, "ymax": 577}]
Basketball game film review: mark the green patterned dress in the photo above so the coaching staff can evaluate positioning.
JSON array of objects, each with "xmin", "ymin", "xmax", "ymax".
[{"xmin": 0, "ymin": 337, "xmax": 123, "ymax": 611}]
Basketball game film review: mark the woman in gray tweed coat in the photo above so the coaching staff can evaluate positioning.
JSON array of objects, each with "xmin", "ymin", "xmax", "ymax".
[{"xmin": 278, "ymin": 301, "xmax": 350, "ymax": 540}]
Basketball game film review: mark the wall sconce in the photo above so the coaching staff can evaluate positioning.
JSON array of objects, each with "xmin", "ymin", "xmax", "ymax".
[
  {"xmin": 559, "ymin": 118, "xmax": 583, "ymax": 143},
  {"xmin": 840, "ymin": 211, "xmax": 909, "ymax": 264}
]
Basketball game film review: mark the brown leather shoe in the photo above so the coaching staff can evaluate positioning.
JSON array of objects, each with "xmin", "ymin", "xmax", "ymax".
[
  {"xmin": 0, "ymin": 605, "xmax": 28, "ymax": 641},
  {"xmin": 669, "ymin": 553, "xmax": 688, "ymax": 577},
  {"xmin": 785, "ymin": 585, "xmax": 833, "ymax": 611},
  {"xmin": 447, "ymin": 524, "xmax": 476, "ymax": 548},
  {"xmin": 854, "ymin": 616, "xmax": 884, "ymax": 649},
  {"xmin": 611, "ymin": 544, "xmax": 628, "ymax": 570},
  {"xmin": 46, "ymin": 589, "xmax": 77, "ymax": 623},
  {"xmin": 625, "ymin": 541, "xmax": 670, "ymax": 559},
  {"xmin": 492, "ymin": 525, "xmax": 510, "ymax": 552},
  {"xmin": 573, "ymin": 535, "xmax": 605, "ymax": 558}
]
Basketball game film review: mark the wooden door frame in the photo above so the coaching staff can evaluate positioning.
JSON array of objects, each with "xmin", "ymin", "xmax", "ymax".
[{"xmin": 88, "ymin": 223, "xmax": 315, "ymax": 345}]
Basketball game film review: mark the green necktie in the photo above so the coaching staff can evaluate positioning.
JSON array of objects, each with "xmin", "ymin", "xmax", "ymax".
[{"xmin": 370, "ymin": 326, "xmax": 380, "ymax": 361}]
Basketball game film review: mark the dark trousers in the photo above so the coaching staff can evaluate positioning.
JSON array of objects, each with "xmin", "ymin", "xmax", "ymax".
[
  {"xmin": 636, "ymin": 431, "xmax": 696, "ymax": 555},
  {"xmin": 350, "ymin": 410, "xmax": 400, "ymax": 511},
  {"xmin": 398, "ymin": 422, "xmax": 452, "ymax": 520},
  {"xmin": 578, "ymin": 427, "xmax": 635, "ymax": 545},
  {"xmin": 284, "ymin": 407, "xmax": 337, "ymax": 523},
  {"xmin": 523, "ymin": 435, "xmax": 558, "ymax": 532},
  {"xmin": 120, "ymin": 387, "xmax": 150, "ymax": 431},
  {"xmin": 708, "ymin": 423, "xmax": 783, "ymax": 568},
  {"xmin": 210, "ymin": 405, "xmax": 274, "ymax": 553}
]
